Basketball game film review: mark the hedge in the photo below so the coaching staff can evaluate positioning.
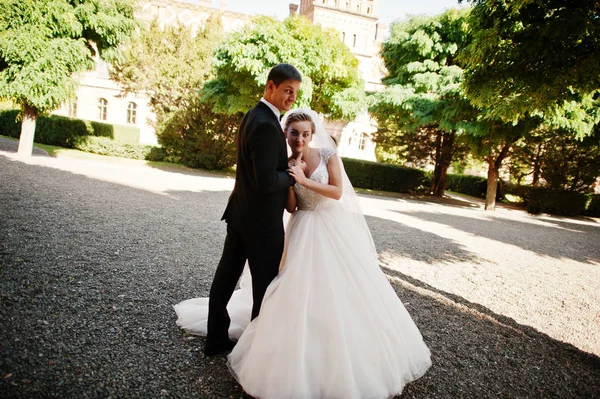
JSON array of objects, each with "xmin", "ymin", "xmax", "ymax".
[
  {"xmin": 526, "ymin": 187, "xmax": 588, "ymax": 216},
  {"xmin": 0, "ymin": 110, "xmax": 140, "ymax": 147},
  {"xmin": 584, "ymin": 194, "xmax": 600, "ymax": 217},
  {"xmin": 342, "ymin": 157, "xmax": 428, "ymax": 193}
]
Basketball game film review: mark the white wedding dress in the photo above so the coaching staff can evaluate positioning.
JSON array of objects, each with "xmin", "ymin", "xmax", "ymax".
[{"xmin": 174, "ymin": 146, "xmax": 431, "ymax": 399}]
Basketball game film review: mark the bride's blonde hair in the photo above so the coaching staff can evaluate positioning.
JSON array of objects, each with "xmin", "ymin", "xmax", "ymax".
[{"xmin": 283, "ymin": 111, "xmax": 315, "ymax": 135}]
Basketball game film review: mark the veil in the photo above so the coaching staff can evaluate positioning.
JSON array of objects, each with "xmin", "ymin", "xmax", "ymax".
[{"xmin": 280, "ymin": 109, "xmax": 378, "ymax": 259}]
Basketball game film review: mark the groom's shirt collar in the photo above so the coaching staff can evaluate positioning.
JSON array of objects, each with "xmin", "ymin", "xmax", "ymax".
[{"xmin": 260, "ymin": 98, "xmax": 281, "ymax": 121}]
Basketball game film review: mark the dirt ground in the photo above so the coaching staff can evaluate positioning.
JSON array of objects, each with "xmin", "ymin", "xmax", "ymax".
[{"xmin": 1, "ymin": 142, "xmax": 599, "ymax": 398}]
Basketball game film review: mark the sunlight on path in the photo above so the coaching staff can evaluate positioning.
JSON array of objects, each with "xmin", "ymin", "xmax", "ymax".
[
  {"xmin": 1, "ymin": 151, "xmax": 234, "ymax": 195},
  {"xmin": 359, "ymin": 194, "xmax": 600, "ymax": 356}
]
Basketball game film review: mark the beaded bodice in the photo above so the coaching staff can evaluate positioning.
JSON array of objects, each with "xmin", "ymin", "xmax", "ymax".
[{"xmin": 294, "ymin": 148, "xmax": 336, "ymax": 211}]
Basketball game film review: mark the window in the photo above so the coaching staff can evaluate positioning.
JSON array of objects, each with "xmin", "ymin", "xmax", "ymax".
[
  {"xmin": 68, "ymin": 99, "xmax": 77, "ymax": 118},
  {"xmin": 342, "ymin": 32, "xmax": 345, "ymax": 43},
  {"xmin": 353, "ymin": 34, "xmax": 357, "ymax": 48},
  {"xmin": 367, "ymin": 6, "xmax": 371, "ymax": 14},
  {"xmin": 345, "ymin": 1, "xmax": 349, "ymax": 9},
  {"xmin": 357, "ymin": 4, "xmax": 360, "ymax": 12},
  {"xmin": 127, "ymin": 102, "xmax": 137, "ymax": 124},
  {"xmin": 359, "ymin": 133, "xmax": 368, "ymax": 150},
  {"xmin": 98, "ymin": 98, "xmax": 108, "ymax": 121}
]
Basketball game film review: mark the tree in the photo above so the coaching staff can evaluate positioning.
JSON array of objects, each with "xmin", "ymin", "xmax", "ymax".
[
  {"xmin": 201, "ymin": 15, "xmax": 365, "ymax": 121},
  {"xmin": 370, "ymin": 9, "xmax": 475, "ymax": 196},
  {"xmin": 464, "ymin": 116, "xmax": 541, "ymax": 210},
  {"xmin": 509, "ymin": 124, "xmax": 600, "ymax": 193},
  {"xmin": 157, "ymin": 97, "xmax": 239, "ymax": 170},
  {"xmin": 111, "ymin": 15, "xmax": 224, "ymax": 122},
  {"xmin": 0, "ymin": 0, "xmax": 137, "ymax": 157},
  {"xmin": 459, "ymin": 0, "xmax": 600, "ymax": 128}
]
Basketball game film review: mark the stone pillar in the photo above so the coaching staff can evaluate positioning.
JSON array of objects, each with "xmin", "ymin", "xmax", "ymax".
[{"xmin": 289, "ymin": 3, "xmax": 299, "ymax": 16}]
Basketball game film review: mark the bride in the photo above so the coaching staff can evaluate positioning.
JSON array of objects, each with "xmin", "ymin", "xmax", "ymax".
[{"xmin": 174, "ymin": 109, "xmax": 431, "ymax": 398}]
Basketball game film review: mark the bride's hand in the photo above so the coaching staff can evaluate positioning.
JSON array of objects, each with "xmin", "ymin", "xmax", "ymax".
[
  {"xmin": 288, "ymin": 152, "xmax": 307, "ymax": 171},
  {"xmin": 288, "ymin": 164, "xmax": 308, "ymax": 185}
]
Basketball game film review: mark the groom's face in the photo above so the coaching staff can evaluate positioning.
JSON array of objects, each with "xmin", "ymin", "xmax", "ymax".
[{"xmin": 266, "ymin": 79, "xmax": 301, "ymax": 112}]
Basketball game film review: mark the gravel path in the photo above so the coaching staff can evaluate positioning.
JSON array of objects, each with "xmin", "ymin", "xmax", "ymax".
[{"xmin": 1, "ymin": 139, "xmax": 599, "ymax": 398}]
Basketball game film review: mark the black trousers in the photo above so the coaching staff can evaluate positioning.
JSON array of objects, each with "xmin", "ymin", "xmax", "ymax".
[{"xmin": 206, "ymin": 223, "xmax": 284, "ymax": 343}]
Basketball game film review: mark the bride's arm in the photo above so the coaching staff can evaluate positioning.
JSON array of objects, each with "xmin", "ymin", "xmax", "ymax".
[
  {"xmin": 286, "ymin": 185, "xmax": 298, "ymax": 213},
  {"xmin": 288, "ymin": 156, "xmax": 343, "ymax": 200}
]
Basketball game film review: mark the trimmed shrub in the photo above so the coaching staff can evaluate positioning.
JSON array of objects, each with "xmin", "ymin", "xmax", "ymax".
[
  {"xmin": 0, "ymin": 110, "xmax": 20, "ymax": 138},
  {"xmin": 157, "ymin": 101, "xmax": 239, "ymax": 170},
  {"xmin": 0, "ymin": 110, "xmax": 140, "ymax": 147},
  {"xmin": 73, "ymin": 136, "xmax": 152, "ymax": 160},
  {"xmin": 446, "ymin": 174, "xmax": 487, "ymax": 198},
  {"xmin": 36, "ymin": 115, "xmax": 92, "ymax": 147},
  {"xmin": 526, "ymin": 187, "xmax": 588, "ymax": 216},
  {"xmin": 342, "ymin": 157, "xmax": 428, "ymax": 193},
  {"xmin": 584, "ymin": 194, "xmax": 600, "ymax": 217},
  {"xmin": 89, "ymin": 121, "xmax": 141, "ymax": 145}
]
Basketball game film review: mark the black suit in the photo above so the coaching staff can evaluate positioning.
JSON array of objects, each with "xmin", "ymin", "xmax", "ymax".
[{"xmin": 207, "ymin": 101, "xmax": 294, "ymax": 344}]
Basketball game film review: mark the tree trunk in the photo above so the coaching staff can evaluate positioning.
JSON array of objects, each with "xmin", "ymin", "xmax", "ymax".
[
  {"xmin": 532, "ymin": 142, "xmax": 543, "ymax": 186},
  {"xmin": 431, "ymin": 131, "xmax": 455, "ymax": 197},
  {"xmin": 484, "ymin": 141, "xmax": 512, "ymax": 211},
  {"xmin": 485, "ymin": 164, "xmax": 499, "ymax": 210},
  {"xmin": 17, "ymin": 104, "xmax": 37, "ymax": 158}
]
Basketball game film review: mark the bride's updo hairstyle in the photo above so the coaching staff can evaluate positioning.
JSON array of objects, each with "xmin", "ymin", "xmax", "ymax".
[{"xmin": 283, "ymin": 111, "xmax": 315, "ymax": 135}]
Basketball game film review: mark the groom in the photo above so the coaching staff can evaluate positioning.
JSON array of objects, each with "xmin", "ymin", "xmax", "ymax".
[{"xmin": 204, "ymin": 63, "xmax": 303, "ymax": 356}]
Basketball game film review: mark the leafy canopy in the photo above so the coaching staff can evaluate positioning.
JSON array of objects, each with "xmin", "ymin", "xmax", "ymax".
[
  {"xmin": 202, "ymin": 15, "xmax": 365, "ymax": 120},
  {"xmin": 459, "ymin": 0, "xmax": 600, "ymax": 129},
  {"xmin": 0, "ymin": 0, "xmax": 137, "ymax": 113},
  {"xmin": 111, "ymin": 15, "xmax": 225, "ymax": 119},
  {"xmin": 370, "ymin": 9, "xmax": 475, "ymax": 164}
]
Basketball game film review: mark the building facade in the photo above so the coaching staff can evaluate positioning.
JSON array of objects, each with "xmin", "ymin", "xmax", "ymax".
[
  {"xmin": 55, "ymin": 0, "xmax": 388, "ymax": 160},
  {"xmin": 54, "ymin": 0, "xmax": 251, "ymax": 145},
  {"xmin": 295, "ymin": 0, "xmax": 388, "ymax": 161}
]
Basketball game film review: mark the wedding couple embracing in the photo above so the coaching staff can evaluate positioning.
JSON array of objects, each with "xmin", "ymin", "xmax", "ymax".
[{"xmin": 174, "ymin": 63, "xmax": 431, "ymax": 398}]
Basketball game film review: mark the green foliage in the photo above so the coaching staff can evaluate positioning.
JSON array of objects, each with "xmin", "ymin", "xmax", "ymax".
[
  {"xmin": 0, "ymin": 109, "xmax": 140, "ymax": 148},
  {"xmin": 157, "ymin": 98, "xmax": 239, "ymax": 170},
  {"xmin": 111, "ymin": 16, "xmax": 224, "ymax": 120},
  {"xmin": 74, "ymin": 136, "xmax": 152, "ymax": 160},
  {"xmin": 584, "ymin": 194, "xmax": 600, "ymax": 217},
  {"xmin": 0, "ymin": 0, "xmax": 137, "ymax": 113},
  {"xmin": 202, "ymin": 15, "xmax": 364, "ymax": 120},
  {"xmin": 342, "ymin": 158, "xmax": 429, "ymax": 193},
  {"xmin": 445, "ymin": 174, "xmax": 487, "ymax": 198},
  {"xmin": 508, "ymin": 126, "xmax": 600, "ymax": 193},
  {"xmin": 370, "ymin": 9, "xmax": 476, "ymax": 195},
  {"xmin": 526, "ymin": 188, "xmax": 588, "ymax": 216},
  {"xmin": 0, "ymin": 109, "xmax": 20, "ymax": 137},
  {"xmin": 88, "ymin": 121, "xmax": 140, "ymax": 145},
  {"xmin": 459, "ymin": 0, "xmax": 600, "ymax": 129}
]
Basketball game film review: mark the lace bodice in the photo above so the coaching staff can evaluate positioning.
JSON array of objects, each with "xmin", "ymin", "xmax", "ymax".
[{"xmin": 294, "ymin": 148, "xmax": 337, "ymax": 210}]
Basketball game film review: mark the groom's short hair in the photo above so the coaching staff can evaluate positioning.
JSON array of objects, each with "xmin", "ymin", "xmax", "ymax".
[{"xmin": 267, "ymin": 64, "xmax": 302, "ymax": 87}]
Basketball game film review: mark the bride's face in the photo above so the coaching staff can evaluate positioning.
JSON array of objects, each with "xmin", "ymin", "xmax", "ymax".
[{"xmin": 286, "ymin": 121, "xmax": 313, "ymax": 154}]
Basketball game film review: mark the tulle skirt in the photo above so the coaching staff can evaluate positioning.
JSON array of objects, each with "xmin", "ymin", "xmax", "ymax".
[{"xmin": 174, "ymin": 202, "xmax": 431, "ymax": 398}]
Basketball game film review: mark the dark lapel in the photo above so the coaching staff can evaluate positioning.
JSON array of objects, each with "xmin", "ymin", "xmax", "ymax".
[{"xmin": 256, "ymin": 101, "xmax": 283, "ymax": 134}]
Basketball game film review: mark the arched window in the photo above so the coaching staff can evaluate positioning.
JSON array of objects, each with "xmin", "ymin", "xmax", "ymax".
[
  {"xmin": 353, "ymin": 34, "xmax": 357, "ymax": 48},
  {"xmin": 127, "ymin": 102, "xmax": 137, "ymax": 124},
  {"xmin": 98, "ymin": 98, "xmax": 108, "ymax": 121},
  {"xmin": 68, "ymin": 99, "xmax": 77, "ymax": 118},
  {"xmin": 359, "ymin": 133, "xmax": 368, "ymax": 150},
  {"xmin": 342, "ymin": 32, "xmax": 346, "ymax": 43},
  {"xmin": 357, "ymin": 4, "xmax": 360, "ymax": 12},
  {"xmin": 345, "ymin": 1, "xmax": 349, "ymax": 9},
  {"xmin": 367, "ymin": 6, "xmax": 371, "ymax": 14}
]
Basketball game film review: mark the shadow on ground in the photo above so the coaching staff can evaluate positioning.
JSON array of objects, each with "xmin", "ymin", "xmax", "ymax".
[
  {"xmin": 1, "ymin": 154, "xmax": 599, "ymax": 398},
  {"xmin": 393, "ymin": 210, "xmax": 600, "ymax": 264}
]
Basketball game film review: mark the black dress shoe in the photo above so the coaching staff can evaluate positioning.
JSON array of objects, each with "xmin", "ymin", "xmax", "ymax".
[{"xmin": 203, "ymin": 338, "xmax": 236, "ymax": 357}]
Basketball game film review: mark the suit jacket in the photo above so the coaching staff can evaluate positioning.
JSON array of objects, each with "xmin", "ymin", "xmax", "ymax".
[{"xmin": 222, "ymin": 101, "xmax": 295, "ymax": 237}]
